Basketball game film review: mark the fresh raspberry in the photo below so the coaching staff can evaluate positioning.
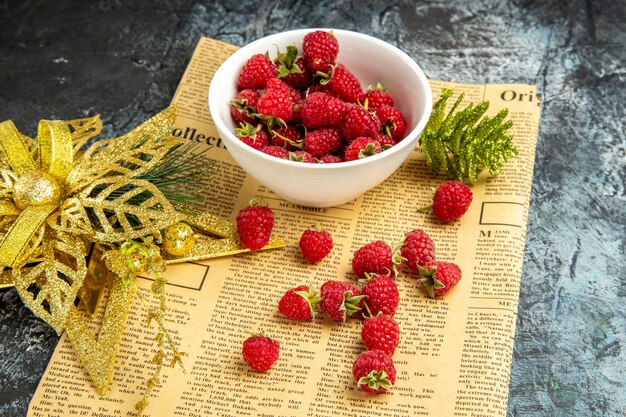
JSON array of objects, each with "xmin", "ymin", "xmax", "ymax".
[
  {"xmin": 361, "ymin": 315, "xmax": 400, "ymax": 356},
  {"xmin": 304, "ymin": 128, "xmax": 343, "ymax": 159},
  {"xmin": 432, "ymin": 180, "xmax": 473, "ymax": 222},
  {"xmin": 359, "ymin": 83, "xmax": 394, "ymax": 110},
  {"xmin": 400, "ymin": 229, "xmax": 436, "ymax": 271},
  {"xmin": 230, "ymin": 89, "xmax": 260, "ymax": 125},
  {"xmin": 302, "ymin": 30, "xmax": 339, "ymax": 73},
  {"xmin": 257, "ymin": 78, "xmax": 295, "ymax": 123},
  {"xmin": 289, "ymin": 150, "xmax": 317, "ymax": 163},
  {"xmin": 275, "ymin": 45, "xmax": 313, "ymax": 90},
  {"xmin": 300, "ymin": 92, "xmax": 347, "ymax": 129},
  {"xmin": 419, "ymin": 260, "xmax": 462, "ymax": 297},
  {"xmin": 236, "ymin": 200, "xmax": 274, "ymax": 251},
  {"xmin": 374, "ymin": 133, "xmax": 396, "ymax": 149},
  {"xmin": 324, "ymin": 64, "xmax": 363, "ymax": 103},
  {"xmin": 320, "ymin": 280, "xmax": 365, "ymax": 322},
  {"xmin": 242, "ymin": 335, "xmax": 279, "ymax": 371},
  {"xmin": 278, "ymin": 285, "xmax": 321, "ymax": 321},
  {"xmin": 361, "ymin": 274, "xmax": 399, "ymax": 317},
  {"xmin": 352, "ymin": 240, "xmax": 398, "ymax": 278},
  {"xmin": 261, "ymin": 146, "xmax": 289, "ymax": 159},
  {"xmin": 269, "ymin": 125, "xmax": 303, "ymax": 150},
  {"xmin": 237, "ymin": 53, "xmax": 277, "ymax": 91},
  {"xmin": 299, "ymin": 228, "xmax": 333, "ymax": 262},
  {"xmin": 234, "ymin": 122, "xmax": 269, "ymax": 151},
  {"xmin": 344, "ymin": 137, "xmax": 382, "ymax": 162},
  {"xmin": 319, "ymin": 154, "xmax": 343, "ymax": 163},
  {"xmin": 352, "ymin": 350, "xmax": 396, "ymax": 394},
  {"xmin": 340, "ymin": 105, "xmax": 380, "ymax": 142},
  {"xmin": 376, "ymin": 106, "xmax": 408, "ymax": 141},
  {"xmin": 287, "ymin": 56, "xmax": 313, "ymax": 90}
]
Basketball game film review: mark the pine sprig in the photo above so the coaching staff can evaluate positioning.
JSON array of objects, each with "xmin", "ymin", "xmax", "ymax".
[
  {"xmin": 137, "ymin": 141, "xmax": 214, "ymax": 211},
  {"xmin": 103, "ymin": 141, "xmax": 215, "ymax": 212},
  {"xmin": 420, "ymin": 88, "xmax": 518, "ymax": 184}
]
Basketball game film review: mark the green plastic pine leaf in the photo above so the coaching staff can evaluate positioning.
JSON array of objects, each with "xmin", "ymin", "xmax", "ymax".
[{"xmin": 420, "ymin": 88, "xmax": 518, "ymax": 185}]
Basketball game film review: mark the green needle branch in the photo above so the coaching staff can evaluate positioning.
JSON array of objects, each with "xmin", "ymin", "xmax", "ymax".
[{"xmin": 420, "ymin": 88, "xmax": 518, "ymax": 185}]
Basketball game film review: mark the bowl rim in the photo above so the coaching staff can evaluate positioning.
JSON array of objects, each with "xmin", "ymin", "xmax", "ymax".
[{"xmin": 208, "ymin": 28, "xmax": 432, "ymax": 171}]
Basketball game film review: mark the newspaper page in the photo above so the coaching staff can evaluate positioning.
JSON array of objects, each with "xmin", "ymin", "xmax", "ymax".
[{"xmin": 28, "ymin": 36, "xmax": 541, "ymax": 417}]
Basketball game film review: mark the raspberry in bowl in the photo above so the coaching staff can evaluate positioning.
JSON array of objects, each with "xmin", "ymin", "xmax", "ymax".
[{"xmin": 208, "ymin": 28, "xmax": 432, "ymax": 208}]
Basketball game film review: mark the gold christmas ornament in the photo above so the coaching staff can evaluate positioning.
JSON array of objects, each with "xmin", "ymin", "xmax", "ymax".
[
  {"xmin": 0, "ymin": 109, "xmax": 183, "ymax": 332},
  {"xmin": 0, "ymin": 106, "xmax": 285, "ymax": 402},
  {"xmin": 13, "ymin": 170, "xmax": 61, "ymax": 209},
  {"xmin": 162, "ymin": 222, "xmax": 195, "ymax": 256}
]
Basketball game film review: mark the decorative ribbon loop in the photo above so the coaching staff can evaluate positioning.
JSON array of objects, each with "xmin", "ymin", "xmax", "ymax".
[
  {"xmin": 0, "ymin": 120, "xmax": 37, "ymax": 175},
  {"xmin": 38, "ymin": 120, "xmax": 74, "ymax": 181},
  {"xmin": 0, "ymin": 120, "xmax": 73, "ymax": 269},
  {"xmin": 0, "ymin": 205, "xmax": 55, "ymax": 268}
]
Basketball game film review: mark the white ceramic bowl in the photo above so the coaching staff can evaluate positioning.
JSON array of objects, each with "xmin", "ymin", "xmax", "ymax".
[{"xmin": 208, "ymin": 28, "xmax": 432, "ymax": 208}]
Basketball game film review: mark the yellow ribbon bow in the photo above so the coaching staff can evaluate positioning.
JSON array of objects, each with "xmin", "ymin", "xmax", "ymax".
[
  {"xmin": 0, "ymin": 107, "xmax": 207, "ymax": 333},
  {"xmin": 0, "ymin": 108, "xmax": 286, "ymax": 396},
  {"xmin": 0, "ymin": 119, "xmax": 73, "ymax": 267},
  {"xmin": 0, "ymin": 109, "xmax": 188, "ymax": 333},
  {"xmin": 0, "ymin": 116, "xmax": 104, "ymax": 333}
]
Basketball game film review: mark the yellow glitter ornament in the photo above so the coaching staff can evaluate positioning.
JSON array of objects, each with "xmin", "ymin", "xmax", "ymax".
[
  {"xmin": 162, "ymin": 222, "xmax": 195, "ymax": 257},
  {"xmin": 0, "ymin": 108, "xmax": 183, "ymax": 332},
  {"xmin": 0, "ymin": 106, "xmax": 285, "ymax": 400},
  {"xmin": 13, "ymin": 171, "xmax": 61, "ymax": 209}
]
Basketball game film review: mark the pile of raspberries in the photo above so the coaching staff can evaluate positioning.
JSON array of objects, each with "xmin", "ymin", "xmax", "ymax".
[{"xmin": 230, "ymin": 30, "xmax": 408, "ymax": 163}]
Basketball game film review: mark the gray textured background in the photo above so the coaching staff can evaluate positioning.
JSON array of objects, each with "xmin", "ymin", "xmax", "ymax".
[{"xmin": 0, "ymin": 1, "xmax": 624, "ymax": 416}]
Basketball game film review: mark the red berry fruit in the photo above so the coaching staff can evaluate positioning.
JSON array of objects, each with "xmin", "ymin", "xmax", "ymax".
[
  {"xmin": 360, "ymin": 83, "xmax": 394, "ymax": 110},
  {"xmin": 242, "ymin": 335, "xmax": 280, "ymax": 371},
  {"xmin": 320, "ymin": 280, "xmax": 365, "ymax": 322},
  {"xmin": 278, "ymin": 285, "xmax": 321, "ymax": 321},
  {"xmin": 431, "ymin": 180, "xmax": 473, "ymax": 222},
  {"xmin": 274, "ymin": 45, "xmax": 313, "ymax": 90},
  {"xmin": 352, "ymin": 350, "xmax": 396, "ymax": 394},
  {"xmin": 269, "ymin": 124, "xmax": 303, "ymax": 150},
  {"xmin": 319, "ymin": 154, "xmax": 343, "ymax": 163},
  {"xmin": 344, "ymin": 137, "xmax": 382, "ymax": 161},
  {"xmin": 230, "ymin": 89, "xmax": 260, "ymax": 125},
  {"xmin": 352, "ymin": 240, "xmax": 400, "ymax": 278},
  {"xmin": 236, "ymin": 199, "xmax": 274, "ymax": 251},
  {"xmin": 376, "ymin": 106, "xmax": 407, "ymax": 141},
  {"xmin": 324, "ymin": 64, "xmax": 363, "ymax": 103},
  {"xmin": 340, "ymin": 105, "xmax": 380, "ymax": 142},
  {"xmin": 361, "ymin": 274, "xmax": 399, "ymax": 317},
  {"xmin": 304, "ymin": 128, "xmax": 343, "ymax": 159},
  {"xmin": 234, "ymin": 122, "xmax": 269, "ymax": 151},
  {"xmin": 238, "ymin": 53, "xmax": 277, "ymax": 91},
  {"xmin": 300, "ymin": 92, "xmax": 347, "ymax": 129},
  {"xmin": 261, "ymin": 145, "xmax": 289, "ymax": 159},
  {"xmin": 289, "ymin": 150, "xmax": 317, "ymax": 163},
  {"xmin": 299, "ymin": 228, "xmax": 334, "ymax": 262},
  {"xmin": 374, "ymin": 133, "xmax": 396, "ymax": 149},
  {"xmin": 256, "ymin": 78, "xmax": 295, "ymax": 123},
  {"xmin": 400, "ymin": 229, "xmax": 436, "ymax": 271},
  {"xmin": 418, "ymin": 260, "xmax": 462, "ymax": 297},
  {"xmin": 302, "ymin": 30, "xmax": 339, "ymax": 73},
  {"xmin": 361, "ymin": 315, "xmax": 400, "ymax": 356}
]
